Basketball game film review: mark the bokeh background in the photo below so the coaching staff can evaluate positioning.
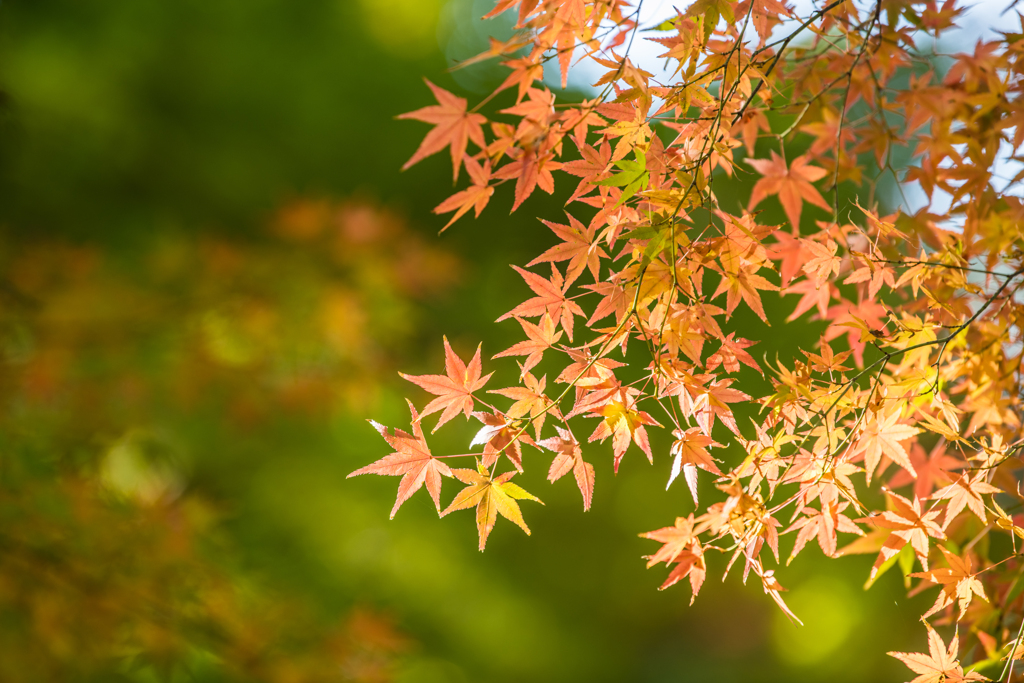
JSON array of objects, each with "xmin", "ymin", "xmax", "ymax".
[{"xmin": 0, "ymin": 1, "xmax": 929, "ymax": 681}]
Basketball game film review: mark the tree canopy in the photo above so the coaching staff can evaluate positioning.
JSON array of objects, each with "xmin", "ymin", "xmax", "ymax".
[{"xmin": 351, "ymin": 0, "xmax": 1024, "ymax": 679}]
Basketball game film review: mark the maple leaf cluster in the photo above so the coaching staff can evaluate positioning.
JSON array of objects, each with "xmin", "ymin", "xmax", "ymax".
[{"xmin": 353, "ymin": 0, "xmax": 1024, "ymax": 677}]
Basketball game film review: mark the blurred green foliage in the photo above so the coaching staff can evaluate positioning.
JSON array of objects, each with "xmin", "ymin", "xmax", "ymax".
[{"xmin": 0, "ymin": 1, "xmax": 926, "ymax": 681}]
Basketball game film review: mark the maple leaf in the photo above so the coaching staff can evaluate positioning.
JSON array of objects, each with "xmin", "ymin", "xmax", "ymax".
[
  {"xmin": 433, "ymin": 156, "xmax": 494, "ymax": 230},
  {"xmin": 785, "ymin": 501, "xmax": 863, "ymax": 563},
  {"xmin": 442, "ymin": 464, "xmax": 542, "ymax": 551},
  {"xmin": 494, "ymin": 145, "xmax": 563, "ymax": 211},
  {"xmin": 769, "ymin": 229, "xmax": 808, "ymax": 286},
  {"xmin": 711, "ymin": 259, "xmax": 779, "ymax": 323},
  {"xmin": 910, "ymin": 546, "xmax": 988, "ymax": 620},
  {"xmin": 668, "ymin": 376, "xmax": 751, "ymax": 437},
  {"xmin": 858, "ymin": 490, "xmax": 945, "ymax": 577},
  {"xmin": 888, "ymin": 441, "xmax": 962, "ymax": 502},
  {"xmin": 586, "ymin": 387, "xmax": 660, "ymax": 473},
  {"xmin": 348, "ymin": 401, "xmax": 453, "ymax": 518},
  {"xmin": 471, "ymin": 410, "xmax": 534, "ymax": 473},
  {"xmin": 528, "ymin": 213, "xmax": 607, "ymax": 283},
  {"xmin": 493, "ymin": 314, "xmax": 562, "ymax": 378},
  {"xmin": 821, "ymin": 298, "xmax": 888, "ymax": 367},
  {"xmin": 848, "ymin": 407, "xmax": 921, "ymax": 484},
  {"xmin": 555, "ymin": 348, "xmax": 625, "ymax": 402},
  {"xmin": 498, "ymin": 265, "xmax": 585, "ymax": 341},
  {"xmin": 845, "ymin": 253, "xmax": 897, "ymax": 300},
  {"xmin": 641, "ymin": 515, "xmax": 706, "ymax": 603},
  {"xmin": 784, "ymin": 278, "xmax": 837, "ymax": 321},
  {"xmin": 656, "ymin": 547, "xmax": 707, "ymax": 602},
  {"xmin": 705, "ymin": 333, "xmax": 759, "ymax": 373},
  {"xmin": 931, "ymin": 472, "xmax": 1000, "ymax": 529},
  {"xmin": 804, "ymin": 339, "xmax": 852, "ymax": 374},
  {"xmin": 666, "ymin": 427, "xmax": 722, "ymax": 506},
  {"xmin": 801, "ymin": 238, "xmax": 841, "ymax": 286},
  {"xmin": 398, "ymin": 80, "xmax": 487, "ymax": 182},
  {"xmin": 737, "ymin": 0, "xmax": 791, "ymax": 44},
  {"xmin": 888, "ymin": 625, "xmax": 987, "ymax": 683},
  {"xmin": 400, "ymin": 337, "xmax": 493, "ymax": 432},
  {"xmin": 495, "ymin": 55, "xmax": 544, "ymax": 102},
  {"xmin": 538, "ymin": 426, "xmax": 595, "ymax": 510},
  {"xmin": 489, "ymin": 370, "xmax": 557, "ymax": 439},
  {"xmin": 562, "ymin": 139, "xmax": 612, "ymax": 204},
  {"xmin": 748, "ymin": 152, "xmax": 832, "ymax": 231},
  {"xmin": 642, "ymin": 515, "xmax": 698, "ymax": 566},
  {"xmin": 584, "ymin": 281, "xmax": 630, "ymax": 326}
]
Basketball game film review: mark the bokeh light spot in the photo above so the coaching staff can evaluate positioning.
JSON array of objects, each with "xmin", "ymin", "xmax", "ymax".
[
  {"xmin": 358, "ymin": 0, "xmax": 443, "ymax": 57},
  {"xmin": 772, "ymin": 576, "xmax": 862, "ymax": 666}
]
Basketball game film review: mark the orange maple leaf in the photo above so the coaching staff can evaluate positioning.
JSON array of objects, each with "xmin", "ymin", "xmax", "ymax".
[
  {"xmin": 705, "ymin": 333, "xmax": 759, "ymax": 373},
  {"xmin": 538, "ymin": 426, "xmax": 595, "ymax": 510},
  {"xmin": 748, "ymin": 152, "xmax": 831, "ymax": 231},
  {"xmin": 910, "ymin": 546, "xmax": 988, "ymax": 620},
  {"xmin": 493, "ymin": 313, "xmax": 562, "ymax": 378},
  {"xmin": 399, "ymin": 80, "xmax": 487, "ymax": 182},
  {"xmin": 785, "ymin": 501, "xmax": 862, "ymax": 563},
  {"xmin": 888, "ymin": 441, "xmax": 962, "ymax": 501},
  {"xmin": 888, "ymin": 625, "xmax": 986, "ymax": 683},
  {"xmin": 858, "ymin": 491, "xmax": 945, "ymax": 577},
  {"xmin": 498, "ymin": 265, "xmax": 585, "ymax": 341},
  {"xmin": 528, "ymin": 213, "xmax": 607, "ymax": 283},
  {"xmin": 471, "ymin": 410, "xmax": 534, "ymax": 473},
  {"xmin": 801, "ymin": 238, "xmax": 841, "ymax": 286},
  {"xmin": 494, "ymin": 145, "xmax": 563, "ymax": 211},
  {"xmin": 931, "ymin": 472, "xmax": 1000, "ymax": 529},
  {"xmin": 348, "ymin": 401, "xmax": 453, "ymax": 518},
  {"xmin": 711, "ymin": 259, "xmax": 779, "ymax": 323},
  {"xmin": 769, "ymin": 229, "xmax": 808, "ymax": 286},
  {"xmin": 667, "ymin": 427, "xmax": 722, "ymax": 505},
  {"xmin": 641, "ymin": 515, "xmax": 706, "ymax": 603},
  {"xmin": 488, "ymin": 370, "xmax": 557, "ymax": 439},
  {"xmin": 785, "ymin": 278, "xmax": 837, "ymax": 321},
  {"xmin": 433, "ymin": 156, "xmax": 493, "ymax": 230},
  {"xmin": 669, "ymin": 376, "xmax": 751, "ymax": 437},
  {"xmin": 400, "ymin": 336, "xmax": 493, "ymax": 432},
  {"xmin": 442, "ymin": 464, "xmax": 542, "ymax": 551},
  {"xmin": 562, "ymin": 139, "xmax": 612, "ymax": 203},
  {"xmin": 849, "ymin": 407, "xmax": 921, "ymax": 484}
]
